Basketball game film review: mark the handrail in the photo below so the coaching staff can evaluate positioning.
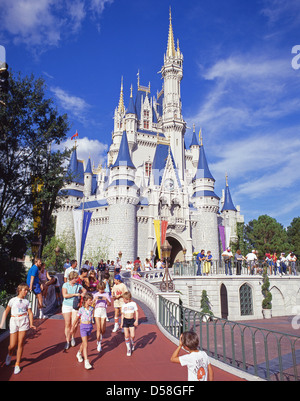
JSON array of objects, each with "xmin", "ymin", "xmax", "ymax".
[{"xmin": 158, "ymin": 296, "xmax": 300, "ymax": 381}]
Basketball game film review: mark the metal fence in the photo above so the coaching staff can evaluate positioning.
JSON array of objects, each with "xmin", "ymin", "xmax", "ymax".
[
  {"xmin": 173, "ymin": 260, "xmax": 300, "ymax": 276},
  {"xmin": 158, "ymin": 296, "xmax": 300, "ymax": 381}
]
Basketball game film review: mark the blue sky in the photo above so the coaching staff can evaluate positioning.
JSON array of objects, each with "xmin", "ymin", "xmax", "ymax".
[{"xmin": 1, "ymin": 0, "xmax": 300, "ymax": 228}]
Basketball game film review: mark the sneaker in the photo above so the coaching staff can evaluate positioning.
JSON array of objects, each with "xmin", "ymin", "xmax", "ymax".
[
  {"xmin": 39, "ymin": 310, "xmax": 44, "ymax": 319},
  {"xmin": 97, "ymin": 341, "xmax": 102, "ymax": 352},
  {"xmin": 84, "ymin": 360, "xmax": 92, "ymax": 370},
  {"xmin": 64, "ymin": 342, "xmax": 70, "ymax": 350},
  {"xmin": 112, "ymin": 324, "xmax": 119, "ymax": 333},
  {"xmin": 76, "ymin": 351, "xmax": 83, "ymax": 363},
  {"xmin": 5, "ymin": 354, "xmax": 11, "ymax": 366},
  {"xmin": 70, "ymin": 338, "xmax": 76, "ymax": 347},
  {"xmin": 131, "ymin": 343, "xmax": 135, "ymax": 352},
  {"xmin": 14, "ymin": 365, "xmax": 21, "ymax": 375},
  {"xmin": 127, "ymin": 349, "xmax": 131, "ymax": 356}
]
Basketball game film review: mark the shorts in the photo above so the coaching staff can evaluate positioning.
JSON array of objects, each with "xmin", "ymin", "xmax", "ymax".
[
  {"xmin": 10, "ymin": 315, "xmax": 30, "ymax": 334},
  {"xmin": 123, "ymin": 317, "xmax": 135, "ymax": 328},
  {"xmin": 80, "ymin": 323, "xmax": 93, "ymax": 337},
  {"xmin": 94, "ymin": 307, "xmax": 107, "ymax": 319},
  {"xmin": 113, "ymin": 298, "xmax": 124, "ymax": 309},
  {"xmin": 62, "ymin": 304, "xmax": 76, "ymax": 314},
  {"xmin": 32, "ymin": 283, "xmax": 42, "ymax": 295}
]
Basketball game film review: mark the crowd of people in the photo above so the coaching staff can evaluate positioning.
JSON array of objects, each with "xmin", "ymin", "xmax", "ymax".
[{"xmin": 221, "ymin": 248, "xmax": 298, "ymax": 276}]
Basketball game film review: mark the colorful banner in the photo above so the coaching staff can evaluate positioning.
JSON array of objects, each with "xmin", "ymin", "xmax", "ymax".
[
  {"xmin": 161, "ymin": 220, "xmax": 168, "ymax": 246},
  {"xmin": 73, "ymin": 208, "xmax": 93, "ymax": 269},
  {"xmin": 80, "ymin": 211, "xmax": 93, "ymax": 266},
  {"xmin": 225, "ymin": 226, "xmax": 231, "ymax": 250},
  {"xmin": 218, "ymin": 225, "xmax": 226, "ymax": 252},
  {"xmin": 154, "ymin": 220, "xmax": 161, "ymax": 259}
]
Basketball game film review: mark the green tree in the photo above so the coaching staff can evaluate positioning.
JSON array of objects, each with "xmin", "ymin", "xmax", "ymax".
[
  {"xmin": 244, "ymin": 215, "xmax": 289, "ymax": 258},
  {"xmin": 287, "ymin": 217, "xmax": 300, "ymax": 257},
  {"xmin": 0, "ymin": 70, "xmax": 71, "ymax": 256}
]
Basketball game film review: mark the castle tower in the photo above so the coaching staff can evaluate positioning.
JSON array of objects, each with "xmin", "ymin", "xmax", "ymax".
[
  {"xmin": 190, "ymin": 125, "xmax": 200, "ymax": 167},
  {"xmin": 125, "ymin": 84, "xmax": 137, "ymax": 151},
  {"xmin": 55, "ymin": 147, "xmax": 84, "ymax": 238},
  {"xmin": 161, "ymin": 9, "xmax": 186, "ymax": 181},
  {"xmin": 106, "ymin": 131, "xmax": 139, "ymax": 262},
  {"xmin": 221, "ymin": 174, "xmax": 239, "ymax": 247},
  {"xmin": 84, "ymin": 157, "xmax": 93, "ymax": 197},
  {"xmin": 113, "ymin": 78, "xmax": 126, "ymax": 147},
  {"xmin": 192, "ymin": 131, "xmax": 220, "ymax": 258}
]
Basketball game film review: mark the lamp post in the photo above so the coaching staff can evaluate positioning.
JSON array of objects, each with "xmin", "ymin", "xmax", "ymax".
[
  {"xmin": 55, "ymin": 246, "xmax": 60, "ymax": 271},
  {"xmin": 160, "ymin": 239, "xmax": 174, "ymax": 292}
]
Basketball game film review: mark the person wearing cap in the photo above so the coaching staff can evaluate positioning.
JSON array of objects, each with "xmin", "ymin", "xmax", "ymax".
[
  {"xmin": 279, "ymin": 253, "xmax": 287, "ymax": 276},
  {"xmin": 111, "ymin": 275, "xmax": 128, "ymax": 333},
  {"xmin": 222, "ymin": 247, "xmax": 233, "ymax": 276},
  {"xmin": 246, "ymin": 250, "xmax": 258, "ymax": 275}
]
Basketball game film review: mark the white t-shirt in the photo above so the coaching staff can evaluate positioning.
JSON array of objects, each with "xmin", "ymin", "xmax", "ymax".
[
  {"xmin": 179, "ymin": 350, "xmax": 210, "ymax": 381},
  {"xmin": 121, "ymin": 301, "xmax": 138, "ymax": 316},
  {"xmin": 246, "ymin": 252, "xmax": 257, "ymax": 261},
  {"xmin": 8, "ymin": 297, "xmax": 31, "ymax": 317},
  {"xmin": 64, "ymin": 266, "xmax": 77, "ymax": 280}
]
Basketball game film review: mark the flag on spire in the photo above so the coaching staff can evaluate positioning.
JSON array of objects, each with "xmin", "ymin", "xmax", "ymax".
[{"xmin": 71, "ymin": 131, "xmax": 79, "ymax": 140}]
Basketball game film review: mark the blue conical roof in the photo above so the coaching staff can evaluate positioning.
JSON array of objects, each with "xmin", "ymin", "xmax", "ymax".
[
  {"xmin": 112, "ymin": 131, "xmax": 135, "ymax": 169},
  {"xmin": 126, "ymin": 94, "xmax": 137, "ymax": 115},
  {"xmin": 190, "ymin": 130, "xmax": 199, "ymax": 147},
  {"xmin": 193, "ymin": 144, "xmax": 215, "ymax": 181},
  {"xmin": 67, "ymin": 148, "xmax": 84, "ymax": 184},
  {"xmin": 84, "ymin": 157, "xmax": 92, "ymax": 174},
  {"xmin": 221, "ymin": 184, "xmax": 237, "ymax": 212}
]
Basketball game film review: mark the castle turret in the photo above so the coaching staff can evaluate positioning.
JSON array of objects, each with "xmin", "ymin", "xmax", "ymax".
[
  {"xmin": 84, "ymin": 157, "xmax": 93, "ymax": 197},
  {"xmin": 192, "ymin": 131, "xmax": 220, "ymax": 258},
  {"xmin": 190, "ymin": 125, "xmax": 200, "ymax": 167},
  {"xmin": 55, "ymin": 147, "xmax": 84, "ymax": 239},
  {"xmin": 221, "ymin": 174, "xmax": 240, "ymax": 247},
  {"xmin": 125, "ymin": 84, "xmax": 137, "ymax": 151},
  {"xmin": 161, "ymin": 8, "xmax": 186, "ymax": 181},
  {"xmin": 106, "ymin": 131, "xmax": 139, "ymax": 262}
]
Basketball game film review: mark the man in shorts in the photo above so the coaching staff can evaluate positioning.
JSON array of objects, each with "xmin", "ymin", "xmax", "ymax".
[{"xmin": 26, "ymin": 258, "xmax": 44, "ymax": 319}]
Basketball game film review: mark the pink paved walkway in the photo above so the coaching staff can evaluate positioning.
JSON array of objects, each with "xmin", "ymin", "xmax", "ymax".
[{"xmin": 0, "ymin": 303, "xmax": 245, "ymax": 382}]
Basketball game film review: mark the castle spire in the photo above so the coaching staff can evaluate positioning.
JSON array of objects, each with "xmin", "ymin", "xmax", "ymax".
[
  {"xmin": 221, "ymin": 174, "xmax": 237, "ymax": 212},
  {"xmin": 118, "ymin": 76, "xmax": 125, "ymax": 114},
  {"xmin": 166, "ymin": 7, "xmax": 176, "ymax": 58}
]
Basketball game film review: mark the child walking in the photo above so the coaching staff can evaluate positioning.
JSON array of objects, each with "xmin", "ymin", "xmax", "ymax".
[
  {"xmin": 93, "ymin": 282, "xmax": 111, "ymax": 352},
  {"xmin": 111, "ymin": 275, "xmax": 128, "ymax": 332},
  {"xmin": 120, "ymin": 291, "xmax": 138, "ymax": 356},
  {"xmin": 70, "ymin": 293, "xmax": 94, "ymax": 370},
  {"xmin": 0, "ymin": 283, "xmax": 36, "ymax": 374},
  {"xmin": 170, "ymin": 331, "xmax": 214, "ymax": 381}
]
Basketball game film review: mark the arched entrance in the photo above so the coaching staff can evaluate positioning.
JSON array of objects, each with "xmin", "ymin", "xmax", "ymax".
[{"xmin": 154, "ymin": 235, "xmax": 185, "ymax": 266}]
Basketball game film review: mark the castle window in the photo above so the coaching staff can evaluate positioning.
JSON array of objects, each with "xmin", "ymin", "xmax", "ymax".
[
  {"xmin": 144, "ymin": 120, "xmax": 149, "ymax": 129},
  {"xmin": 145, "ymin": 162, "xmax": 152, "ymax": 177}
]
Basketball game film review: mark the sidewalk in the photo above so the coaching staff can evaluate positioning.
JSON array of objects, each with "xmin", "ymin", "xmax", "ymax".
[{"xmin": 0, "ymin": 302, "xmax": 245, "ymax": 382}]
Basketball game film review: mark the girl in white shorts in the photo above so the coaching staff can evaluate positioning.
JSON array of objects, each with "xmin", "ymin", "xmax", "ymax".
[
  {"xmin": 93, "ymin": 282, "xmax": 111, "ymax": 352},
  {"xmin": 0, "ymin": 283, "xmax": 36, "ymax": 374}
]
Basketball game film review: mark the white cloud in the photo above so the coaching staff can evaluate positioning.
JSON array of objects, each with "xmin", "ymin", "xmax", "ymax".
[
  {"xmin": 50, "ymin": 86, "xmax": 90, "ymax": 118},
  {"xmin": 0, "ymin": 0, "xmax": 114, "ymax": 49},
  {"xmin": 54, "ymin": 136, "xmax": 108, "ymax": 168}
]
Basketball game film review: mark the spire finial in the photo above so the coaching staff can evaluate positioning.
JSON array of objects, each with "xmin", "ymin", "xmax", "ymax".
[
  {"xmin": 166, "ymin": 7, "xmax": 176, "ymax": 58},
  {"xmin": 193, "ymin": 123, "xmax": 195, "ymax": 132},
  {"xmin": 225, "ymin": 172, "xmax": 228, "ymax": 187},
  {"xmin": 130, "ymin": 84, "xmax": 133, "ymax": 98},
  {"xmin": 137, "ymin": 70, "xmax": 140, "ymax": 89},
  {"xmin": 118, "ymin": 76, "xmax": 125, "ymax": 114},
  {"xmin": 199, "ymin": 128, "xmax": 203, "ymax": 146}
]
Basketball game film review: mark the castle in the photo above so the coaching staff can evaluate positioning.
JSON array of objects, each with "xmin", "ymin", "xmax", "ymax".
[{"xmin": 55, "ymin": 11, "xmax": 244, "ymax": 266}]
